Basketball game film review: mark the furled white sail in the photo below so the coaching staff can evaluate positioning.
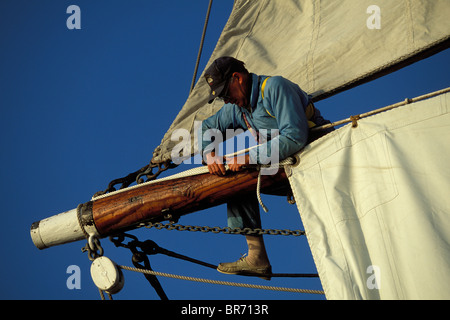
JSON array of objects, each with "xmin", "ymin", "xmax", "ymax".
[
  {"xmin": 287, "ymin": 90, "xmax": 450, "ymax": 299},
  {"xmin": 152, "ymin": 0, "xmax": 450, "ymax": 163}
]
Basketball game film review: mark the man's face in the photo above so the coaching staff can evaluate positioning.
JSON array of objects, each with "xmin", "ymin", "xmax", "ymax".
[{"xmin": 222, "ymin": 72, "xmax": 249, "ymax": 108}]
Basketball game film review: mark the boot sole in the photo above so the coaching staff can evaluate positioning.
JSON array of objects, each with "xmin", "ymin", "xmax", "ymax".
[{"xmin": 217, "ymin": 267, "xmax": 272, "ymax": 281}]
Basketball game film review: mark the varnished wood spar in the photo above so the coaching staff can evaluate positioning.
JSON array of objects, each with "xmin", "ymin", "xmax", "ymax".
[{"xmin": 92, "ymin": 168, "xmax": 289, "ymax": 235}]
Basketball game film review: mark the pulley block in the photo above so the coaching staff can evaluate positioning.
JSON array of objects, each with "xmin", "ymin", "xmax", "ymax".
[{"xmin": 90, "ymin": 256, "xmax": 124, "ymax": 294}]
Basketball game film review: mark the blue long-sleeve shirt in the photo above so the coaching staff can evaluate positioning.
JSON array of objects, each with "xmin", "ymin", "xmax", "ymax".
[{"xmin": 201, "ymin": 73, "xmax": 311, "ymax": 164}]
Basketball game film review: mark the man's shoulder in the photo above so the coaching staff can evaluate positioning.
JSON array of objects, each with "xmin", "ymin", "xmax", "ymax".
[
  {"xmin": 264, "ymin": 75, "xmax": 295, "ymax": 88},
  {"xmin": 263, "ymin": 75, "xmax": 299, "ymax": 95}
]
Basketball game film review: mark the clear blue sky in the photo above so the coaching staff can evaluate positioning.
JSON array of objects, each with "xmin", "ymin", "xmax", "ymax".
[{"xmin": 0, "ymin": 0, "xmax": 448, "ymax": 301}]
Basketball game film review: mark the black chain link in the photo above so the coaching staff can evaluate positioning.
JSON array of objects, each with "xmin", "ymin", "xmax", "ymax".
[
  {"xmin": 142, "ymin": 221, "xmax": 305, "ymax": 237},
  {"xmin": 93, "ymin": 159, "xmax": 178, "ymax": 198},
  {"xmin": 81, "ymin": 235, "xmax": 104, "ymax": 261}
]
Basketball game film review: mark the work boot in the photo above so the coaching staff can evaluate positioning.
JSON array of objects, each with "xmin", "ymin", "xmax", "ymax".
[{"xmin": 217, "ymin": 256, "xmax": 272, "ymax": 280}]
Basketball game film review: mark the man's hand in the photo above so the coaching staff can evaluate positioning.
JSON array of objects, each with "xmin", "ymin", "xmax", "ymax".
[
  {"xmin": 225, "ymin": 154, "xmax": 250, "ymax": 172},
  {"xmin": 205, "ymin": 152, "xmax": 226, "ymax": 176}
]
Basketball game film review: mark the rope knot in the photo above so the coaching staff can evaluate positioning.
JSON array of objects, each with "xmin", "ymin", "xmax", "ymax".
[{"xmin": 350, "ymin": 115, "xmax": 361, "ymax": 128}]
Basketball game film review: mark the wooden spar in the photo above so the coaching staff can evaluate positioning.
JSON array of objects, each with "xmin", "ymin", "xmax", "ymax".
[
  {"xmin": 30, "ymin": 167, "xmax": 290, "ymax": 250},
  {"xmin": 93, "ymin": 168, "xmax": 289, "ymax": 234}
]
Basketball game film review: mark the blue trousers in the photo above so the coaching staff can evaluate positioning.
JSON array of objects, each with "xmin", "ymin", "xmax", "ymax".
[
  {"xmin": 225, "ymin": 125, "xmax": 336, "ymax": 230},
  {"xmin": 227, "ymin": 193, "xmax": 261, "ymax": 230}
]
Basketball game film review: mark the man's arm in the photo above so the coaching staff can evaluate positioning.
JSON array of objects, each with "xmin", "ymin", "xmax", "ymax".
[
  {"xmin": 249, "ymin": 77, "xmax": 309, "ymax": 164},
  {"xmin": 201, "ymin": 104, "xmax": 247, "ymax": 175}
]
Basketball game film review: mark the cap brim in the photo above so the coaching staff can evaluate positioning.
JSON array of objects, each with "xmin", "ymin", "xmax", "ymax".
[{"xmin": 207, "ymin": 82, "xmax": 227, "ymax": 104}]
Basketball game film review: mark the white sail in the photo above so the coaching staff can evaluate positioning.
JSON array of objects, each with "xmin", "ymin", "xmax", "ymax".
[
  {"xmin": 152, "ymin": 0, "xmax": 450, "ymax": 163},
  {"xmin": 287, "ymin": 90, "xmax": 450, "ymax": 299}
]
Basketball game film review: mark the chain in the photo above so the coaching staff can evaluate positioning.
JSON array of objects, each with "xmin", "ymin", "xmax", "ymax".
[
  {"xmin": 141, "ymin": 221, "xmax": 305, "ymax": 237},
  {"xmin": 81, "ymin": 235, "xmax": 104, "ymax": 261},
  {"xmin": 80, "ymin": 235, "xmax": 114, "ymax": 300},
  {"xmin": 93, "ymin": 159, "xmax": 178, "ymax": 198}
]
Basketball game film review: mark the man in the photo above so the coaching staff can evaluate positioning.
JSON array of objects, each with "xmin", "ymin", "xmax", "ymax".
[{"xmin": 200, "ymin": 56, "xmax": 333, "ymax": 280}]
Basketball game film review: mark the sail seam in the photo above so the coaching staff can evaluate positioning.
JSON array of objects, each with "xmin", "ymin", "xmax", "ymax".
[
  {"xmin": 313, "ymin": 35, "xmax": 450, "ymax": 101},
  {"xmin": 405, "ymin": 0, "xmax": 415, "ymax": 51},
  {"xmin": 235, "ymin": 0, "xmax": 266, "ymax": 58},
  {"xmin": 306, "ymin": 0, "xmax": 321, "ymax": 93}
]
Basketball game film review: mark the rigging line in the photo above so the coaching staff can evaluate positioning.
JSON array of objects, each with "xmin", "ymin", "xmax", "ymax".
[
  {"xmin": 118, "ymin": 265, "xmax": 325, "ymax": 295},
  {"xmin": 110, "ymin": 233, "xmax": 317, "ymax": 278},
  {"xmin": 311, "ymin": 86, "xmax": 450, "ymax": 132},
  {"xmin": 257, "ymin": 167, "xmax": 268, "ymax": 212},
  {"xmin": 190, "ymin": 0, "xmax": 214, "ymax": 93}
]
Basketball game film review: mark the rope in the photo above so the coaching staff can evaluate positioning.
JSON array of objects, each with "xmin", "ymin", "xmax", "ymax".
[
  {"xmin": 76, "ymin": 203, "xmax": 90, "ymax": 239},
  {"xmin": 118, "ymin": 265, "xmax": 324, "ymax": 295},
  {"xmin": 256, "ymin": 157, "xmax": 296, "ymax": 212},
  {"xmin": 92, "ymin": 165, "xmax": 214, "ymax": 201},
  {"xmin": 190, "ymin": 0, "xmax": 213, "ymax": 93},
  {"xmin": 92, "ymin": 156, "xmax": 295, "ymax": 205},
  {"xmin": 257, "ymin": 169, "xmax": 268, "ymax": 212},
  {"xmin": 311, "ymin": 86, "xmax": 450, "ymax": 132}
]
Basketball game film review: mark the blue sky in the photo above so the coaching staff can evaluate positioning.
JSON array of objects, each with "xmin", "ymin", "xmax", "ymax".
[{"xmin": 0, "ymin": 0, "xmax": 448, "ymax": 301}]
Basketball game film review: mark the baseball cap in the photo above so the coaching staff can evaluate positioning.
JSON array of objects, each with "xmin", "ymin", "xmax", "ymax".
[{"xmin": 204, "ymin": 57, "xmax": 246, "ymax": 103}]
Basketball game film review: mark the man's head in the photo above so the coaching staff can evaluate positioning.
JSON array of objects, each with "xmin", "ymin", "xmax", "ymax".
[{"xmin": 204, "ymin": 57, "xmax": 250, "ymax": 107}]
